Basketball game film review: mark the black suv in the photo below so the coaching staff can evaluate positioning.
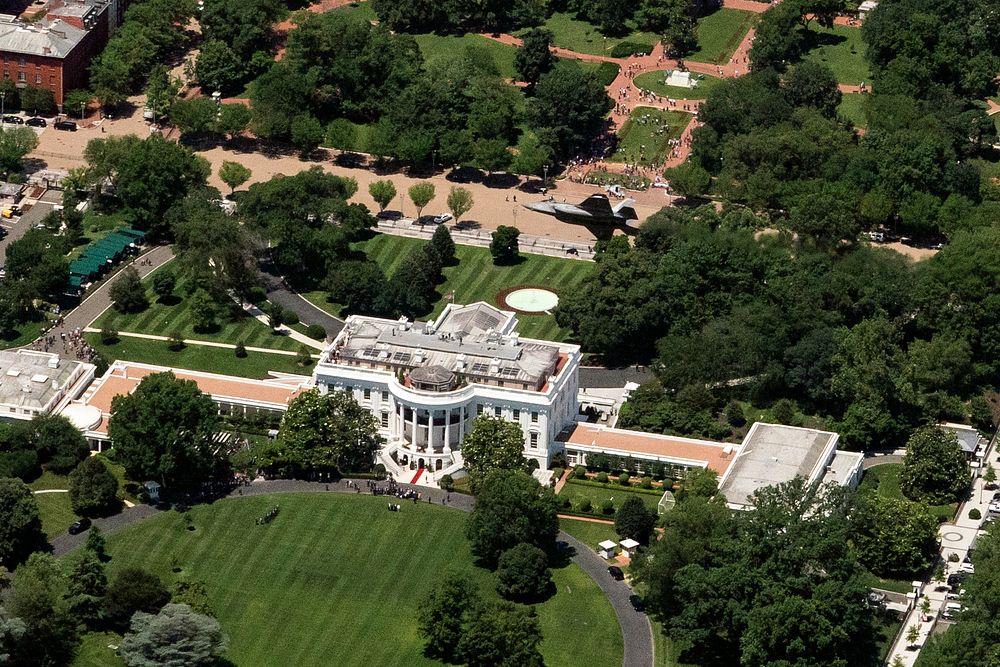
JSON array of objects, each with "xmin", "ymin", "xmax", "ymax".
[
  {"xmin": 68, "ymin": 518, "xmax": 92, "ymax": 535},
  {"xmin": 608, "ymin": 566, "xmax": 624, "ymax": 581},
  {"xmin": 54, "ymin": 120, "xmax": 77, "ymax": 131},
  {"xmin": 2, "ymin": 115, "xmax": 22, "ymax": 125},
  {"xmin": 26, "ymin": 117, "xmax": 46, "ymax": 128}
]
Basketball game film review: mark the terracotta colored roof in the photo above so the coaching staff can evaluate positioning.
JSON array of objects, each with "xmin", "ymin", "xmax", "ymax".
[
  {"xmin": 558, "ymin": 423, "xmax": 737, "ymax": 475},
  {"xmin": 79, "ymin": 362, "xmax": 310, "ymax": 435}
]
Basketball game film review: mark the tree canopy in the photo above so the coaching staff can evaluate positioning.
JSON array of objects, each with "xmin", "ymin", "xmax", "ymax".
[
  {"xmin": 460, "ymin": 416, "xmax": 527, "ymax": 492},
  {"xmin": 900, "ymin": 427, "xmax": 970, "ymax": 504},
  {"xmin": 466, "ymin": 471, "xmax": 559, "ymax": 567},
  {"xmin": 107, "ymin": 372, "xmax": 219, "ymax": 491}
]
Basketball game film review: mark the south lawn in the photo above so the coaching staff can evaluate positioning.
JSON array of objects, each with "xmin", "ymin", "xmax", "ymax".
[
  {"xmin": 303, "ymin": 234, "xmax": 593, "ymax": 341},
  {"xmin": 81, "ymin": 494, "xmax": 623, "ymax": 667},
  {"xmin": 527, "ymin": 12, "xmax": 660, "ymax": 57},
  {"xmin": 688, "ymin": 9, "xmax": 757, "ymax": 64}
]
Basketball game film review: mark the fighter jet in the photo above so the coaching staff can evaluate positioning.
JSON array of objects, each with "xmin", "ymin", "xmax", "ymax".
[{"xmin": 524, "ymin": 194, "xmax": 638, "ymax": 226}]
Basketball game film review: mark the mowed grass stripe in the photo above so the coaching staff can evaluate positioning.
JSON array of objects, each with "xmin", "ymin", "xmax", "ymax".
[{"xmin": 98, "ymin": 494, "xmax": 620, "ymax": 667}]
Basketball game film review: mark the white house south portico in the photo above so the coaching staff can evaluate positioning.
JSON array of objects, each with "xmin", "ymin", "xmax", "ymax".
[{"xmin": 312, "ymin": 302, "xmax": 581, "ymax": 484}]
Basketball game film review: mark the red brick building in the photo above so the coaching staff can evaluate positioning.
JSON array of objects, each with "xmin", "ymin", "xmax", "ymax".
[{"xmin": 0, "ymin": 0, "xmax": 124, "ymax": 109}]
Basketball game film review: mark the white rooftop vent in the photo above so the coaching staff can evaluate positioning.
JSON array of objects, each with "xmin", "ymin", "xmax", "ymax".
[
  {"xmin": 509, "ymin": 333, "xmax": 520, "ymax": 346},
  {"xmin": 456, "ymin": 353, "xmax": 467, "ymax": 362},
  {"xmin": 30, "ymin": 374, "xmax": 48, "ymax": 383},
  {"xmin": 6, "ymin": 368, "xmax": 20, "ymax": 377},
  {"xmin": 47, "ymin": 355, "xmax": 59, "ymax": 369}
]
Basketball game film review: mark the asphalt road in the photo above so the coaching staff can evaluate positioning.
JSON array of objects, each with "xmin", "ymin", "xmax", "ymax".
[
  {"xmin": 51, "ymin": 478, "xmax": 653, "ymax": 667},
  {"xmin": 258, "ymin": 266, "xmax": 345, "ymax": 339},
  {"xmin": 0, "ymin": 196, "xmax": 58, "ymax": 266}
]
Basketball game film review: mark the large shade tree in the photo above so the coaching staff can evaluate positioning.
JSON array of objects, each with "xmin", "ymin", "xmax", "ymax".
[
  {"xmin": 107, "ymin": 372, "xmax": 218, "ymax": 491},
  {"xmin": 460, "ymin": 416, "xmax": 527, "ymax": 492},
  {"xmin": 466, "ymin": 471, "xmax": 559, "ymax": 567}
]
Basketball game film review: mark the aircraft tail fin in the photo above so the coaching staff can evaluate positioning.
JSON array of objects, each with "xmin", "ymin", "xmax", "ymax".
[
  {"xmin": 613, "ymin": 198, "xmax": 638, "ymax": 220},
  {"xmin": 577, "ymin": 195, "xmax": 614, "ymax": 217}
]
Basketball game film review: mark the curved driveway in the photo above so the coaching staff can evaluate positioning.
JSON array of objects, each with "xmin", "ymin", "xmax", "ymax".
[{"xmin": 51, "ymin": 478, "xmax": 653, "ymax": 667}]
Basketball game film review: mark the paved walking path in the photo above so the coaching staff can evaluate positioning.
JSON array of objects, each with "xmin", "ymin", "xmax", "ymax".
[
  {"xmin": 558, "ymin": 514, "xmax": 615, "ymax": 525},
  {"xmin": 51, "ymin": 478, "xmax": 654, "ymax": 667},
  {"xmin": 33, "ymin": 489, "xmax": 69, "ymax": 494},
  {"xmin": 28, "ymin": 246, "xmax": 176, "ymax": 362}
]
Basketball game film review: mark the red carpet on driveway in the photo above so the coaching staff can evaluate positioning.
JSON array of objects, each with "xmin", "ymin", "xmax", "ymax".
[{"xmin": 410, "ymin": 468, "xmax": 425, "ymax": 485}]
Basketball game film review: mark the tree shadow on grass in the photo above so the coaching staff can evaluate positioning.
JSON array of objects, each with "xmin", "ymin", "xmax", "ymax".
[{"xmin": 802, "ymin": 29, "xmax": 847, "ymax": 51}]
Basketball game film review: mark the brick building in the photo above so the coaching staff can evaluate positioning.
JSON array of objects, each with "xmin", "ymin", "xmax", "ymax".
[{"xmin": 0, "ymin": 0, "xmax": 125, "ymax": 109}]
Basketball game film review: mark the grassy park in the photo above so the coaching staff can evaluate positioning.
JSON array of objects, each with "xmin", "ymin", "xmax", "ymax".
[
  {"xmin": 414, "ymin": 33, "xmax": 520, "ymax": 79},
  {"xmin": 86, "ymin": 333, "xmax": 313, "ymax": 379},
  {"xmin": 95, "ymin": 275, "xmax": 301, "ymax": 353},
  {"xmin": 559, "ymin": 516, "xmax": 618, "ymax": 549},
  {"xmin": 838, "ymin": 92, "xmax": 868, "ymax": 128},
  {"xmin": 608, "ymin": 107, "xmax": 691, "ymax": 166},
  {"xmin": 802, "ymin": 24, "xmax": 870, "ymax": 85},
  {"xmin": 527, "ymin": 12, "xmax": 659, "ymax": 57},
  {"xmin": 80, "ymin": 494, "xmax": 622, "ymax": 667},
  {"xmin": 688, "ymin": 9, "xmax": 756, "ymax": 64},
  {"xmin": 303, "ymin": 233, "xmax": 593, "ymax": 341},
  {"xmin": 633, "ymin": 71, "xmax": 723, "ymax": 99}
]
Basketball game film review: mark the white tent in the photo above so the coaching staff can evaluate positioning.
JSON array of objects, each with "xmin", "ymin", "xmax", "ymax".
[{"xmin": 620, "ymin": 538, "xmax": 640, "ymax": 557}]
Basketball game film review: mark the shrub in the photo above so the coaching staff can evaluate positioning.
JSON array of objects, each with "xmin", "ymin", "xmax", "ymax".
[
  {"xmin": 574, "ymin": 465, "xmax": 588, "ymax": 479},
  {"xmin": 969, "ymin": 508, "xmax": 982, "ymax": 520},
  {"xmin": 69, "ymin": 457, "xmax": 119, "ymax": 516},
  {"xmin": 281, "ymin": 308, "xmax": 300, "ymax": 326},
  {"xmin": 578, "ymin": 499, "xmax": 592, "ymax": 513},
  {"xmin": 439, "ymin": 474, "xmax": 454, "ymax": 492},
  {"xmin": 234, "ymin": 341, "xmax": 247, "ymax": 358},
  {"xmin": 246, "ymin": 286, "xmax": 267, "ymax": 304},
  {"xmin": 561, "ymin": 496, "xmax": 572, "ymax": 508},
  {"xmin": 100, "ymin": 326, "xmax": 119, "ymax": 345},
  {"xmin": 167, "ymin": 332, "xmax": 185, "ymax": 351},
  {"xmin": 948, "ymin": 553, "xmax": 960, "ymax": 562},
  {"xmin": 596, "ymin": 472, "xmax": 609, "ymax": 484},
  {"xmin": 601, "ymin": 499, "xmax": 615, "ymax": 515},
  {"xmin": 305, "ymin": 324, "xmax": 326, "ymax": 340},
  {"xmin": 618, "ymin": 472, "xmax": 631, "ymax": 486},
  {"xmin": 551, "ymin": 467, "xmax": 564, "ymax": 482},
  {"xmin": 724, "ymin": 400, "xmax": 746, "ymax": 427},
  {"xmin": 641, "ymin": 476, "xmax": 653, "ymax": 489},
  {"xmin": 609, "ymin": 41, "xmax": 653, "ymax": 58}
]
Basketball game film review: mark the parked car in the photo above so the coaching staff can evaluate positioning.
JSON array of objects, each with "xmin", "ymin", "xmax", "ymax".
[
  {"xmin": 26, "ymin": 117, "xmax": 46, "ymax": 127},
  {"xmin": 68, "ymin": 518, "xmax": 91, "ymax": 535},
  {"xmin": 985, "ymin": 482, "xmax": 998, "ymax": 491},
  {"xmin": 2, "ymin": 115, "xmax": 23, "ymax": 125},
  {"xmin": 54, "ymin": 120, "xmax": 77, "ymax": 131},
  {"xmin": 607, "ymin": 566, "xmax": 624, "ymax": 581},
  {"xmin": 628, "ymin": 595, "xmax": 645, "ymax": 611},
  {"xmin": 431, "ymin": 213, "xmax": 453, "ymax": 224}
]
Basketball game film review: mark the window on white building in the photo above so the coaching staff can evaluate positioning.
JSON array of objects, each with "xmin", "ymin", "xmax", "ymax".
[
  {"xmin": 531, "ymin": 411, "xmax": 538, "ymax": 423},
  {"xmin": 529, "ymin": 432, "xmax": 538, "ymax": 448},
  {"xmin": 363, "ymin": 388, "xmax": 371, "ymax": 400},
  {"xmin": 494, "ymin": 406, "xmax": 501, "ymax": 417},
  {"xmin": 344, "ymin": 385, "xmax": 353, "ymax": 394},
  {"xmin": 382, "ymin": 391, "xmax": 388, "ymax": 401},
  {"xmin": 513, "ymin": 409, "xmax": 520, "ymax": 420},
  {"xmin": 476, "ymin": 404, "xmax": 484, "ymax": 416},
  {"xmin": 381, "ymin": 413, "xmax": 389, "ymax": 428}
]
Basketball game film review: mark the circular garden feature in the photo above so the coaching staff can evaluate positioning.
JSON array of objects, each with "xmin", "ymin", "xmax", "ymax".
[{"xmin": 498, "ymin": 286, "xmax": 560, "ymax": 314}]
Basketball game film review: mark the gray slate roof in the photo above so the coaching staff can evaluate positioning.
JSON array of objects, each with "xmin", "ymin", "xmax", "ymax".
[{"xmin": 0, "ymin": 18, "xmax": 86, "ymax": 58}]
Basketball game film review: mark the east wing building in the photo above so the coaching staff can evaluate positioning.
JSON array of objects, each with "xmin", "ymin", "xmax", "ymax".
[{"xmin": 313, "ymin": 302, "xmax": 581, "ymax": 483}]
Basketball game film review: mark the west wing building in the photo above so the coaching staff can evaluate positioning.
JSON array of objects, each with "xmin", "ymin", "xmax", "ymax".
[{"xmin": 313, "ymin": 302, "xmax": 581, "ymax": 482}]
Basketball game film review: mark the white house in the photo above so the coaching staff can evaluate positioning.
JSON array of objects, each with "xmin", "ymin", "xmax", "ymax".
[{"xmin": 312, "ymin": 302, "xmax": 581, "ymax": 483}]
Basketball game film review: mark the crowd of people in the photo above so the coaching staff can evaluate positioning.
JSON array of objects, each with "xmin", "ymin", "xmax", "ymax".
[{"xmin": 29, "ymin": 325, "xmax": 101, "ymax": 363}]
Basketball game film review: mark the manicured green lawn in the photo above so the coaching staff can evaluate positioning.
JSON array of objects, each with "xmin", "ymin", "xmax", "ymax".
[
  {"xmin": 0, "ymin": 318, "xmax": 47, "ymax": 350},
  {"xmin": 802, "ymin": 24, "xmax": 871, "ymax": 85},
  {"xmin": 559, "ymin": 517, "xmax": 618, "ymax": 551},
  {"xmin": 303, "ymin": 234, "xmax": 593, "ymax": 341},
  {"xmin": 581, "ymin": 60, "xmax": 622, "ymax": 86},
  {"xmin": 558, "ymin": 479, "xmax": 662, "ymax": 514},
  {"xmin": 414, "ymin": 33, "xmax": 519, "ymax": 79},
  {"xmin": 95, "ymin": 274, "xmax": 300, "ymax": 352},
  {"xmin": 859, "ymin": 464, "xmax": 957, "ymax": 522},
  {"xmin": 85, "ymin": 333, "xmax": 314, "ymax": 379},
  {"xmin": 838, "ymin": 92, "xmax": 868, "ymax": 128},
  {"xmin": 94, "ymin": 494, "xmax": 622, "ymax": 667},
  {"xmin": 688, "ymin": 9, "xmax": 757, "ymax": 64},
  {"xmin": 33, "ymin": 492, "xmax": 76, "ymax": 539},
  {"xmin": 633, "ymin": 70, "xmax": 723, "ymax": 99},
  {"xmin": 527, "ymin": 12, "xmax": 658, "ymax": 57},
  {"xmin": 72, "ymin": 632, "xmax": 125, "ymax": 667},
  {"xmin": 333, "ymin": 0, "xmax": 377, "ymax": 23},
  {"xmin": 608, "ymin": 107, "xmax": 690, "ymax": 166}
]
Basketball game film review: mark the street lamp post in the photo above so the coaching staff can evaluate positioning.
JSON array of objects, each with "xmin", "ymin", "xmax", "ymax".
[
  {"xmin": 0, "ymin": 92, "xmax": 5, "ymax": 130},
  {"xmin": 542, "ymin": 164, "xmax": 549, "ymax": 191},
  {"xmin": 80, "ymin": 100, "xmax": 85, "ymax": 122}
]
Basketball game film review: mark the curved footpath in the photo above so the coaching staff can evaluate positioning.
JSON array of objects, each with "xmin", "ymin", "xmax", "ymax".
[{"xmin": 50, "ymin": 478, "xmax": 653, "ymax": 667}]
